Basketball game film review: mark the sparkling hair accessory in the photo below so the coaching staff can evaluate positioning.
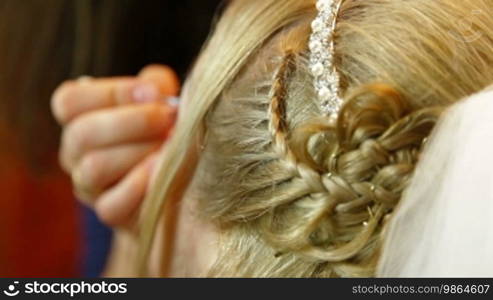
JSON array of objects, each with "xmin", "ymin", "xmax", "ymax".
[{"xmin": 309, "ymin": 0, "xmax": 344, "ymax": 119}]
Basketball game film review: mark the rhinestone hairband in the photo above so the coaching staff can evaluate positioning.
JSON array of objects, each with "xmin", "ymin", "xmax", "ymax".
[{"xmin": 309, "ymin": 0, "xmax": 344, "ymax": 119}]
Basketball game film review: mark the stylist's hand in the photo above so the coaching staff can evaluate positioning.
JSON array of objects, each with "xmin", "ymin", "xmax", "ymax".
[{"xmin": 52, "ymin": 65, "xmax": 180, "ymax": 229}]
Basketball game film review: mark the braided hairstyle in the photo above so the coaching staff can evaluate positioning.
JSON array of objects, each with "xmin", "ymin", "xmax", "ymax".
[{"xmin": 167, "ymin": 0, "xmax": 493, "ymax": 277}]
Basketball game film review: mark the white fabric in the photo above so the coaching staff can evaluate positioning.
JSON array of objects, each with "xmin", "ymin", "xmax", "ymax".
[{"xmin": 377, "ymin": 89, "xmax": 493, "ymax": 277}]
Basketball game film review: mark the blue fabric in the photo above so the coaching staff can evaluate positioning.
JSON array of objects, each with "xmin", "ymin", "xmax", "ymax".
[{"xmin": 81, "ymin": 206, "xmax": 113, "ymax": 277}]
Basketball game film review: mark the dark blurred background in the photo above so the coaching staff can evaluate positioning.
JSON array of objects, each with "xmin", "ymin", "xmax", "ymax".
[{"xmin": 0, "ymin": 0, "xmax": 222, "ymax": 277}]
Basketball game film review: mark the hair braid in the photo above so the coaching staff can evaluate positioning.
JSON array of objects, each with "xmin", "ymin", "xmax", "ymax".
[
  {"xmin": 265, "ymin": 82, "xmax": 444, "ymax": 275},
  {"xmin": 267, "ymin": 51, "xmax": 326, "ymax": 192}
]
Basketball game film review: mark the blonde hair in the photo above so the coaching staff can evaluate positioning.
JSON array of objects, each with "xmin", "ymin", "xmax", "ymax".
[{"xmin": 138, "ymin": 0, "xmax": 493, "ymax": 277}]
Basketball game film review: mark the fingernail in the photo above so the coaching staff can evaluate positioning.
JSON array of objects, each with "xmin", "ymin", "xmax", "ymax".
[
  {"xmin": 147, "ymin": 155, "xmax": 161, "ymax": 175},
  {"xmin": 132, "ymin": 83, "xmax": 159, "ymax": 103},
  {"xmin": 163, "ymin": 96, "xmax": 181, "ymax": 108}
]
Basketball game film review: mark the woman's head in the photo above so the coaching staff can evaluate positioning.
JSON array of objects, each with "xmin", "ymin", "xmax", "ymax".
[{"xmin": 140, "ymin": 0, "xmax": 493, "ymax": 277}]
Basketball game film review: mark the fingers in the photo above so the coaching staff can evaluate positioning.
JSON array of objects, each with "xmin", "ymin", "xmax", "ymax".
[
  {"xmin": 138, "ymin": 64, "xmax": 180, "ymax": 96},
  {"xmin": 94, "ymin": 153, "xmax": 159, "ymax": 227},
  {"xmin": 72, "ymin": 142, "xmax": 161, "ymax": 198},
  {"xmin": 52, "ymin": 64, "xmax": 180, "ymax": 229},
  {"xmin": 52, "ymin": 77, "xmax": 137, "ymax": 124},
  {"xmin": 60, "ymin": 103, "xmax": 176, "ymax": 171},
  {"xmin": 52, "ymin": 65, "xmax": 180, "ymax": 124}
]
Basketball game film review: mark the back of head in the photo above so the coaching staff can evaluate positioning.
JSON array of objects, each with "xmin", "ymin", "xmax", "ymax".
[{"xmin": 141, "ymin": 0, "xmax": 493, "ymax": 277}]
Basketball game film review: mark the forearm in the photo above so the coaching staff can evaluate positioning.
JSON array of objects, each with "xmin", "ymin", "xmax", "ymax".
[{"xmin": 102, "ymin": 231, "xmax": 139, "ymax": 278}]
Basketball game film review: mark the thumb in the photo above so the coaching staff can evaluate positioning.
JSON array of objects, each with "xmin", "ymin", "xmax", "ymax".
[{"xmin": 138, "ymin": 64, "xmax": 180, "ymax": 97}]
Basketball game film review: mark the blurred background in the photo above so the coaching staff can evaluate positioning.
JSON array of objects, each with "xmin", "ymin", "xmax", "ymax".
[{"xmin": 0, "ymin": 0, "xmax": 222, "ymax": 277}]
